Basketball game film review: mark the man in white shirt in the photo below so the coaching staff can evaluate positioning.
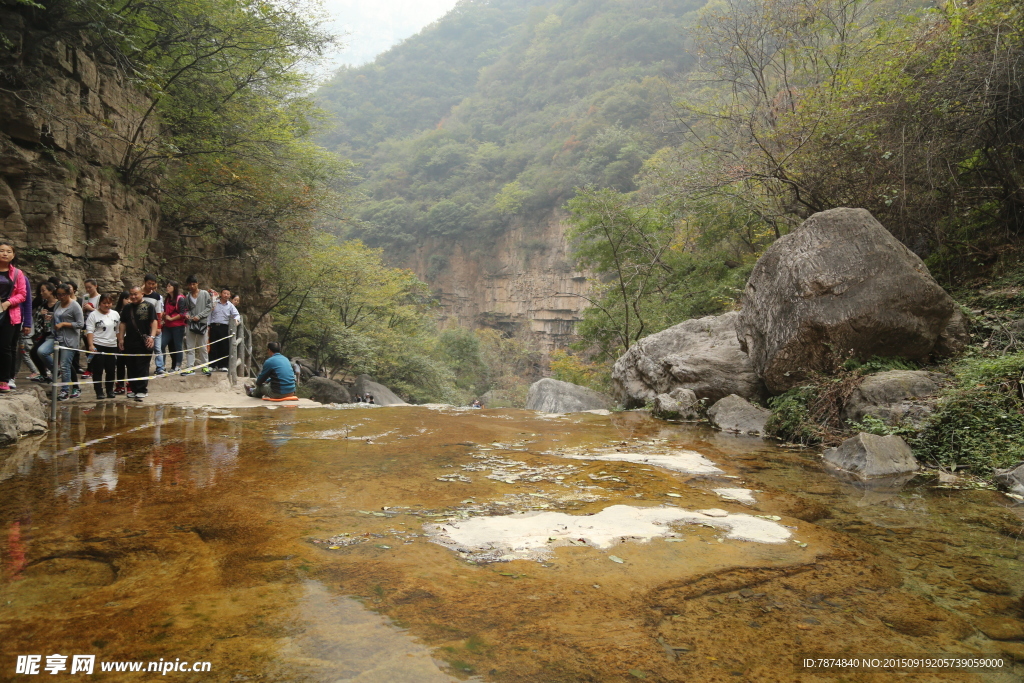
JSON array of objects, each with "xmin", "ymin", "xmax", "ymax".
[{"xmin": 208, "ymin": 288, "xmax": 240, "ymax": 372}]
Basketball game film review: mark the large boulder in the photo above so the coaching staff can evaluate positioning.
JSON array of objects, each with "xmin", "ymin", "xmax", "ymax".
[
  {"xmin": 305, "ymin": 377, "xmax": 351, "ymax": 405},
  {"xmin": 842, "ymin": 370, "xmax": 945, "ymax": 425},
  {"xmin": 823, "ymin": 432, "xmax": 919, "ymax": 479},
  {"xmin": 0, "ymin": 392, "xmax": 48, "ymax": 445},
  {"xmin": 737, "ymin": 208, "xmax": 968, "ymax": 394},
  {"xmin": 525, "ymin": 378, "xmax": 615, "ymax": 413},
  {"xmin": 652, "ymin": 388, "xmax": 700, "ymax": 419},
  {"xmin": 352, "ymin": 374, "xmax": 407, "ymax": 406},
  {"xmin": 611, "ymin": 312, "xmax": 765, "ymax": 408},
  {"xmin": 707, "ymin": 394, "xmax": 771, "ymax": 436}
]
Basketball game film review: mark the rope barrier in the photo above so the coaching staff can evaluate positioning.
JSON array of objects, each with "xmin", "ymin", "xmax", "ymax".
[
  {"xmin": 65, "ymin": 333, "xmax": 235, "ymax": 357},
  {"xmin": 49, "ymin": 355, "xmax": 229, "ymax": 388}
]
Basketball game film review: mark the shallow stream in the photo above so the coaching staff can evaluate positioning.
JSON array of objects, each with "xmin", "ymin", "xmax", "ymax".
[{"xmin": 1, "ymin": 403, "xmax": 1022, "ymax": 682}]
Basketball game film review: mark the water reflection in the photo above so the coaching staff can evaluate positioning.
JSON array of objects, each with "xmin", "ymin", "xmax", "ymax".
[
  {"xmin": 277, "ymin": 581, "xmax": 460, "ymax": 682},
  {"xmin": 0, "ymin": 406, "xmax": 1021, "ymax": 682}
]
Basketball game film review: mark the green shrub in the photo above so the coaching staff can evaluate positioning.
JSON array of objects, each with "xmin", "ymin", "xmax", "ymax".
[
  {"xmin": 765, "ymin": 386, "xmax": 819, "ymax": 444},
  {"xmin": 912, "ymin": 352, "xmax": 1024, "ymax": 472},
  {"xmin": 842, "ymin": 356, "xmax": 920, "ymax": 374}
]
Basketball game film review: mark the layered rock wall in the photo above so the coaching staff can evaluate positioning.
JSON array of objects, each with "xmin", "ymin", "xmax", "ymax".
[
  {"xmin": 0, "ymin": 9, "xmax": 161, "ymax": 290},
  {"xmin": 407, "ymin": 214, "xmax": 591, "ymax": 353}
]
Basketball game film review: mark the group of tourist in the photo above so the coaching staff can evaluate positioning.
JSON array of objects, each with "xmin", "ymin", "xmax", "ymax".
[{"xmin": 0, "ymin": 240, "xmax": 243, "ymax": 402}]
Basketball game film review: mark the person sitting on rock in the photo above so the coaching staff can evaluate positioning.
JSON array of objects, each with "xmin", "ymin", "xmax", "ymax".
[{"xmin": 245, "ymin": 341, "xmax": 296, "ymax": 400}]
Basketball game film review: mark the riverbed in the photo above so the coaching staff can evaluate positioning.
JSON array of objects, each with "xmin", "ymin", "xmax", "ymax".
[{"xmin": 1, "ymin": 403, "xmax": 1022, "ymax": 681}]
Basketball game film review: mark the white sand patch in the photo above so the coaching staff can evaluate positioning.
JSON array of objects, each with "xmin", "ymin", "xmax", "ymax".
[
  {"xmin": 558, "ymin": 451, "xmax": 723, "ymax": 475},
  {"xmin": 714, "ymin": 488, "xmax": 757, "ymax": 505},
  {"xmin": 426, "ymin": 504, "xmax": 791, "ymax": 562}
]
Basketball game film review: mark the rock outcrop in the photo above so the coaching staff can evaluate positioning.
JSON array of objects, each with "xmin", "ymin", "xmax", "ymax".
[
  {"xmin": 305, "ymin": 377, "xmax": 351, "ymax": 405},
  {"xmin": 0, "ymin": 390, "xmax": 48, "ymax": 445},
  {"xmin": 0, "ymin": 10, "xmax": 161, "ymax": 290},
  {"xmin": 611, "ymin": 312, "xmax": 765, "ymax": 408},
  {"xmin": 823, "ymin": 433, "xmax": 920, "ymax": 479},
  {"xmin": 651, "ymin": 388, "xmax": 700, "ymax": 419},
  {"xmin": 737, "ymin": 208, "xmax": 968, "ymax": 393},
  {"xmin": 352, "ymin": 374, "xmax": 407, "ymax": 406},
  {"xmin": 993, "ymin": 463, "xmax": 1024, "ymax": 495},
  {"xmin": 525, "ymin": 378, "xmax": 614, "ymax": 413},
  {"xmin": 842, "ymin": 370, "xmax": 945, "ymax": 426},
  {"xmin": 409, "ymin": 215, "xmax": 591, "ymax": 354},
  {"xmin": 707, "ymin": 394, "xmax": 771, "ymax": 436}
]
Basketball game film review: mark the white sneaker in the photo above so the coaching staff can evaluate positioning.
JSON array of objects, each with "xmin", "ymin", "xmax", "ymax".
[
  {"xmin": 8, "ymin": 380, "xmax": 15, "ymax": 389},
  {"xmin": 135, "ymin": 392, "xmax": 148, "ymax": 398},
  {"xmin": 126, "ymin": 392, "xmax": 136, "ymax": 398}
]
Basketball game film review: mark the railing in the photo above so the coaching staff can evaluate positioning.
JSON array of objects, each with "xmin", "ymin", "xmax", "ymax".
[{"xmin": 48, "ymin": 315, "xmax": 258, "ymax": 421}]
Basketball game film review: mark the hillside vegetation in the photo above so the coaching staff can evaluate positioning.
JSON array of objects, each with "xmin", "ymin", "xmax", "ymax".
[{"xmin": 316, "ymin": 0, "xmax": 706, "ymax": 252}]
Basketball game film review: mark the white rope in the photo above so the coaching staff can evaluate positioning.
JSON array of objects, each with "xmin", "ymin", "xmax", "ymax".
[
  {"xmin": 50, "ymin": 355, "xmax": 229, "ymax": 388},
  {"xmin": 64, "ymin": 333, "xmax": 235, "ymax": 357}
]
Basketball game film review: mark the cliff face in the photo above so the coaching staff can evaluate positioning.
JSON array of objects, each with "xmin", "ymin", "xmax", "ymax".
[
  {"xmin": 406, "ymin": 214, "xmax": 592, "ymax": 353},
  {"xmin": 0, "ymin": 9, "xmax": 161, "ymax": 290}
]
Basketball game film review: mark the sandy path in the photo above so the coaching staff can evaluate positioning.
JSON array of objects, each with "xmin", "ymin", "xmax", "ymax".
[{"xmin": 142, "ymin": 372, "xmax": 322, "ymax": 409}]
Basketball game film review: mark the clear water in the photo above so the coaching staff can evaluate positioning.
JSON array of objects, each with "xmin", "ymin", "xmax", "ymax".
[{"xmin": 1, "ymin": 403, "xmax": 1021, "ymax": 681}]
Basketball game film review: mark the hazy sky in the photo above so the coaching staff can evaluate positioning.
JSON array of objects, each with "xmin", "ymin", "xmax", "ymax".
[{"xmin": 317, "ymin": 0, "xmax": 460, "ymax": 72}]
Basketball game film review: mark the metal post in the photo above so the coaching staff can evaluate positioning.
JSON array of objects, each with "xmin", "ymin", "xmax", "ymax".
[
  {"xmin": 238, "ymin": 320, "xmax": 246, "ymax": 378},
  {"xmin": 228, "ymin": 318, "xmax": 237, "ymax": 387},
  {"xmin": 49, "ymin": 345, "xmax": 59, "ymax": 422}
]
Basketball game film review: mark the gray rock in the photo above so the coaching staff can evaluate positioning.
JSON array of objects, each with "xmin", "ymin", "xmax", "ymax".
[
  {"xmin": 612, "ymin": 312, "xmax": 765, "ymax": 408},
  {"xmin": 842, "ymin": 370, "xmax": 945, "ymax": 425},
  {"xmin": 737, "ymin": 208, "xmax": 965, "ymax": 393},
  {"xmin": 305, "ymin": 377, "xmax": 351, "ymax": 405},
  {"xmin": 993, "ymin": 462, "xmax": 1024, "ymax": 495},
  {"xmin": 0, "ymin": 391, "xmax": 48, "ymax": 445},
  {"xmin": 652, "ymin": 388, "xmax": 701, "ymax": 419},
  {"xmin": 823, "ymin": 432, "xmax": 919, "ymax": 479},
  {"xmin": 707, "ymin": 394, "xmax": 771, "ymax": 436},
  {"xmin": 352, "ymin": 374, "xmax": 407, "ymax": 406},
  {"xmin": 525, "ymin": 378, "xmax": 615, "ymax": 413}
]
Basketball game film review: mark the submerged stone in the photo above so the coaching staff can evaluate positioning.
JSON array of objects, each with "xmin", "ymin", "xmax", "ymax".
[
  {"xmin": 824, "ymin": 433, "xmax": 919, "ymax": 479},
  {"xmin": 707, "ymin": 394, "xmax": 770, "ymax": 436}
]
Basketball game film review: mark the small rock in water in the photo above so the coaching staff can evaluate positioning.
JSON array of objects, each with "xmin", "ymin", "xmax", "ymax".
[
  {"xmin": 609, "ymin": 555, "xmax": 625, "ymax": 564},
  {"xmin": 970, "ymin": 576, "xmax": 1013, "ymax": 595},
  {"xmin": 975, "ymin": 617, "xmax": 1024, "ymax": 642},
  {"xmin": 700, "ymin": 508, "xmax": 729, "ymax": 518}
]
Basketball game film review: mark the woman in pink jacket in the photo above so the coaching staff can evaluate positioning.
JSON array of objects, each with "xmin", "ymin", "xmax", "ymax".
[{"xmin": 0, "ymin": 241, "xmax": 28, "ymax": 391}]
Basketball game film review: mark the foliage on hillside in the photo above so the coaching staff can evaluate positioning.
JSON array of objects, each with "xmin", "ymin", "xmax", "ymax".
[
  {"xmin": 12, "ymin": 0, "xmax": 349, "ymax": 271},
  {"xmin": 568, "ymin": 0, "xmax": 1024, "ymax": 359},
  {"xmin": 316, "ymin": 0, "xmax": 706, "ymax": 252}
]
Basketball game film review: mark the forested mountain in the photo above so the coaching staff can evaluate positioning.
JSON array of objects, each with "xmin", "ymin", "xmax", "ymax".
[{"xmin": 316, "ymin": 0, "xmax": 706, "ymax": 251}]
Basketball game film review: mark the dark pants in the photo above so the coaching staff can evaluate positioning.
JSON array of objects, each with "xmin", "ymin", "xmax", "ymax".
[
  {"xmin": 252, "ymin": 384, "xmax": 291, "ymax": 399},
  {"xmin": 0, "ymin": 320, "xmax": 19, "ymax": 383},
  {"xmin": 209, "ymin": 323, "xmax": 229, "ymax": 369},
  {"xmin": 29, "ymin": 336, "xmax": 50, "ymax": 379},
  {"xmin": 162, "ymin": 326, "xmax": 185, "ymax": 371},
  {"xmin": 90, "ymin": 345, "xmax": 117, "ymax": 397},
  {"xmin": 125, "ymin": 346, "xmax": 152, "ymax": 394}
]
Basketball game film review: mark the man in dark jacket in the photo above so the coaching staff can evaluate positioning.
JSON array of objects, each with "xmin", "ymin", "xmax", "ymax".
[{"xmin": 117, "ymin": 286, "xmax": 157, "ymax": 401}]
